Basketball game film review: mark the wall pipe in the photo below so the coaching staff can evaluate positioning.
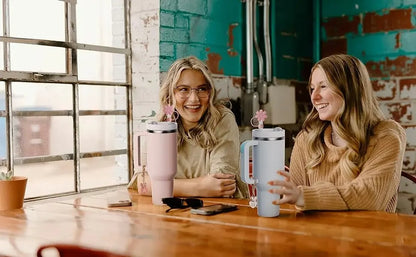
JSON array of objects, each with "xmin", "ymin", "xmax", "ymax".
[
  {"xmin": 253, "ymin": 3, "xmax": 264, "ymax": 83},
  {"xmin": 241, "ymin": 0, "xmax": 259, "ymax": 126},
  {"xmin": 313, "ymin": 0, "xmax": 320, "ymax": 63},
  {"xmin": 245, "ymin": 0, "xmax": 254, "ymax": 92},
  {"xmin": 264, "ymin": 0, "xmax": 272, "ymax": 83}
]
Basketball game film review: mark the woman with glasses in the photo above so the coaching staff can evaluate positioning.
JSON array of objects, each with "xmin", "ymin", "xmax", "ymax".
[
  {"xmin": 136, "ymin": 56, "xmax": 248, "ymax": 199},
  {"xmin": 268, "ymin": 54, "xmax": 406, "ymax": 212}
]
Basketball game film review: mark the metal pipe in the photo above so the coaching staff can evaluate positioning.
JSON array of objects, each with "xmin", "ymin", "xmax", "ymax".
[
  {"xmin": 245, "ymin": 0, "xmax": 254, "ymax": 91},
  {"xmin": 313, "ymin": 0, "xmax": 320, "ymax": 63},
  {"xmin": 264, "ymin": 0, "xmax": 272, "ymax": 83},
  {"xmin": 253, "ymin": 2, "xmax": 264, "ymax": 82}
]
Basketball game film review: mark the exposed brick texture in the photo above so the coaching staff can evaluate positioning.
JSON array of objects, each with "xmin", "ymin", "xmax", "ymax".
[
  {"xmin": 321, "ymin": 38, "xmax": 347, "ymax": 58},
  {"xmin": 372, "ymin": 79, "xmax": 397, "ymax": 101},
  {"xmin": 366, "ymin": 56, "xmax": 416, "ymax": 77},
  {"xmin": 322, "ymin": 15, "xmax": 360, "ymax": 37},
  {"xmin": 363, "ymin": 9, "xmax": 415, "ymax": 33},
  {"xmin": 400, "ymin": 79, "xmax": 416, "ymax": 99}
]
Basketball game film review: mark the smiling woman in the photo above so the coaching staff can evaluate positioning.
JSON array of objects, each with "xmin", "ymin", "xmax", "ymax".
[
  {"xmin": 130, "ymin": 56, "xmax": 248, "ymax": 199},
  {"xmin": 172, "ymin": 69, "xmax": 211, "ymax": 132},
  {"xmin": 268, "ymin": 54, "xmax": 406, "ymax": 213}
]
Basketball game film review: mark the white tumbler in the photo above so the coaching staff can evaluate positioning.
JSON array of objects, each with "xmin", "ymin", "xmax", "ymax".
[{"xmin": 240, "ymin": 127, "xmax": 285, "ymax": 217}]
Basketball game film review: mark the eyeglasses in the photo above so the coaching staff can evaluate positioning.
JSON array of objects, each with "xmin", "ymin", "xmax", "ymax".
[
  {"xmin": 175, "ymin": 86, "xmax": 210, "ymax": 99},
  {"xmin": 162, "ymin": 197, "xmax": 203, "ymax": 213}
]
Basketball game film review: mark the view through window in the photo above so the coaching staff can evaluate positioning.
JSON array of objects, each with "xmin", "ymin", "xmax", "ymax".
[{"xmin": 0, "ymin": 0, "xmax": 132, "ymax": 200}]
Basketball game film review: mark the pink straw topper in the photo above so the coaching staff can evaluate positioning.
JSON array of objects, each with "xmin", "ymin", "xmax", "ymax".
[
  {"xmin": 163, "ymin": 104, "xmax": 176, "ymax": 122},
  {"xmin": 251, "ymin": 109, "xmax": 267, "ymax": 129}
]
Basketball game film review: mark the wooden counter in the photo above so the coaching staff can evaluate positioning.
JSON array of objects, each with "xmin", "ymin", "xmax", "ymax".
[{"xmin": 0, "ymin": 187, "xmax": 415, "ymax": 256}]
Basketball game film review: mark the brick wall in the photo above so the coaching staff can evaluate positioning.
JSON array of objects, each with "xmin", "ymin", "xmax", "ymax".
[{"xmin": 131, "ymin": 0, "xmax": 160, "ymax": 133}]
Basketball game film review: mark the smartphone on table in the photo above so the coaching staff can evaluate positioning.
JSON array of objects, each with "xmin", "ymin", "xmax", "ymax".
[
  {"xmin": 190, "ymin": 204, "xmax": 237, "ymax": 216},
  {"xmin": 107, "ymin": 195, "xmax": 132, "ymax": 207}
]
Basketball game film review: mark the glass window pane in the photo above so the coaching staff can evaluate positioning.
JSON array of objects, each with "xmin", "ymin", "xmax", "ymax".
[
  {"xmin": 0, "ymin": 82, "xmax": 5, "ymax": 159},
  {"xmin": 78, "ymin": 50, "xmax": 126, "ymax": 82},
  {"xmin": 13, "ymin": 116, "xmax": 73, "ymax": 158},
  {"xmin": 79, "ymin": 115, "xmax": 127, "ymax": 152},
  {"xmin": 79, "ymin": 85, "xmax": 126, "ymax": 110},
  {"xmin": 11, "ymin": 43, "xmax": 66, "ymax": 73},
  {"xmin": 80, "ymin": 155, "xmax": 128, "ymax": 190},
  {"xmin": 77, "ymin": 0, "xmax": 125, "ymax": 48},
  {"xmin": 0, "ymin": 42, "xmax": 3, "ymax": 70},
  {"xmin": 12, "ymin": 83, "xmax": 72, "ymax": 110},
  {"xmin": 12, "ymin": 83, "xmax": 74, "ymax": 158},
  {"xmin": 0, "ymin": 3, "xmax": 3, "ymax": 35},
  {"xmin": 10, "ymin": 0, "xmax": 64, "ymax": 41},
  {"xmin": 0, "ymin": 82, "xmax": 4, "ymax": 110},
  {"xmin": 0, "ymin": 116, "xmax": 5, "ymax": 160},
  {"xmin": 14, "ymin": 160, "xmax": 75, "ymax": 198}
]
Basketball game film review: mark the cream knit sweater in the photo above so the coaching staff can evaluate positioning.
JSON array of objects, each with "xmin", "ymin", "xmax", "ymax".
[
  {"xmin": 290, "ymin": 120, "xmax": 406, "ymax": 212},
  {"xmin": 176, "ymin": 108, "xmax": 248, "ymax": 199}
]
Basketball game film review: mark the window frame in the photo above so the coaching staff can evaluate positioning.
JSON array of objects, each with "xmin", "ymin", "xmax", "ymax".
[{"xmin": 0, "ymin": 0, "xmax": 133, "ymax": 200}]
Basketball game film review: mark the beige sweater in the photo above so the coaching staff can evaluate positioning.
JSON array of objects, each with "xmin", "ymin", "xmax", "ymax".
[
  {"xmin": 176, "ymin": 108, "xmax": 248, "ymax": 199},
  {"xmin": 290, "ymin": 120, "xmax": 406, "ymax": 212}
]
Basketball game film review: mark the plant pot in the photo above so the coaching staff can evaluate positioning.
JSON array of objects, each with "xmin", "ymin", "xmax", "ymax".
[{"xmin": 0, "ymin": 176, "xmax": 28, "ymax": 211}]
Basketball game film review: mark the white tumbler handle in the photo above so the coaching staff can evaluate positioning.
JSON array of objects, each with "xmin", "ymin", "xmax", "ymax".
[{"xmin": 240, "ymin": 140, "xmax": 258, "ymax": 185}]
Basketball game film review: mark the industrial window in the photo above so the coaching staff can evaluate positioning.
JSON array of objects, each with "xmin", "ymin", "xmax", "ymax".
[{"xmin": 0, "ymin": 0, "xmax": 132, "ymax": 200}]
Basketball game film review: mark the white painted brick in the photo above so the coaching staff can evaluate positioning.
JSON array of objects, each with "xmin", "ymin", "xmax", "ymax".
[
  {"xmin": 373, "ymin": 80, "xmax": 396, "ymax": 99},
  {"xmin": 132, "ymin": 84, "xmax": 160, "ymax": 103},
  {"xmin": 405, "ymin": 126, "xmax": 416, "ymax": 146},
  {"xmin": 132, "ymin": 54, "xmax": 159, "ymax": 73},
  {"xmin": 132, "ymin": 102, "xmax": 158, "ymax": 122},
  {"xmin": 132, "ymin": 72, "xmax": 160, "ymax": 87},
  {"xmin": 228, "ymin": 77, "xmax": 242, "ymax": 100},
  {"xmin": 131, "ymin": 0, "xmax": 160, "ymax": 13}
]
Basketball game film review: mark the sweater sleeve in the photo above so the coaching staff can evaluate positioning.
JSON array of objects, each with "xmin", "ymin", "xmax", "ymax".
[
  {"xmin": 296, "ymin": 121, "xmax": 406, "ymax": 212},
  {"xmin": 289, "ymin": 131, "xmax": 308, "ymax": 187},
  {"xmin": 209, "ymin": 109, "xmax": 249, "ymax": 199}
]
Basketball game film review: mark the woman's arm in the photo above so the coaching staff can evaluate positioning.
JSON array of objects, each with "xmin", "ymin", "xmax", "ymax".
[
  {"xmin": 208, "ymin": 110, "xmax": 249, "ymax": 198},
  {"xmin": 136, "ymin": 171, "xmax": 236, "ymax": 197},
  {"xmin": 173, "ymin": 173, "xmax": 236, "ymax": 197}
]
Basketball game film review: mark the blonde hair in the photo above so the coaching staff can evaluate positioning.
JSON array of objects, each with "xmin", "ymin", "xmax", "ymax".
[
  {"xmin": 157, "ymin": 56, "xmax": 227, "ymax": 150},
  {"xmin": 302, "ymin": 54, "xmax": 385, "ymax": 179}
]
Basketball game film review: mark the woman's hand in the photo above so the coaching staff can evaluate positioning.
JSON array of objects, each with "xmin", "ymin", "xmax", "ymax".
[
  {"xmin": 195, "ymin": 173, "xmax": 236, "ymax": 198},
  {"xmin": 268, "ymin": 171, "xmax": 304, "ymax": 206}
]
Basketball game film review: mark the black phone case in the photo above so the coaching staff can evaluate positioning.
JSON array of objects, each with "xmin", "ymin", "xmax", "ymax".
[{"xmin": 190, "ymin": 204, "xmax": 237, "ymax": 215}]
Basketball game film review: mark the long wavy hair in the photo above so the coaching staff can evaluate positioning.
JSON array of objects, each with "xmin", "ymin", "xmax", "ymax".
[
  {"xmin": 157, "ymin": 56, "xmax": 226, "ymax": 150},
  {"xmin": 302, "ymin": 54, "xmax": 385, "ymax": 179}
]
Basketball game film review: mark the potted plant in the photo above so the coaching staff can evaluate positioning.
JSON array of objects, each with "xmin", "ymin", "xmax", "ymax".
[{"xmin": 0, "ymin": 170, "xmax": 27, "ymax": 211}]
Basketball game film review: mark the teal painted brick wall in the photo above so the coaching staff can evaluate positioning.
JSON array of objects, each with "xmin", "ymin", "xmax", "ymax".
[
  {"xmin": 159, "ymin": 0, "xmax": 313, "ymax": 81},
  {"xmin": 271, "ymin": 0, "xmax": 313, "ymax": 81},
  {"xmin": 160, "ymin": 0, "xmax": 243, "ymax": 76},
  {"xmin": 322, "ymin": 0, "xmax": 416, "ymax": 68},
  {"xmin": 322, "ymin": 0, "xmax": 404, "ymax": 17}
]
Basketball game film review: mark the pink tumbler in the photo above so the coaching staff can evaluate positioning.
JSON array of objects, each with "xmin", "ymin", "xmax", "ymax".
[{"xmin": 135, "ymin": 121, "xmax": 178, "ymax": 205}]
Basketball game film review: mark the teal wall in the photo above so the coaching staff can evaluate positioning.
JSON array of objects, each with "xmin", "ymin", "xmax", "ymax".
[
  {"xmin": 160, "ymin": 0, "xmax": 243, "ymax": 76},
  {"xmin": 160, "ymin": 0, "xmax": 314, "ymax": 82},
  {"xmin": 321, "ymin": 0, "xmax": 416, "ymax": 66},
  {"xmin": 271, "ymin": 1, "xmax": 313, "ymax": 81}
]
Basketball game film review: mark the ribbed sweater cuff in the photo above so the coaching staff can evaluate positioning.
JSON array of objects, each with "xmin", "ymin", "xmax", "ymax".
[{"xmin": 299, "ymin": 185, "xmax": 347, "ymax": 210}]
